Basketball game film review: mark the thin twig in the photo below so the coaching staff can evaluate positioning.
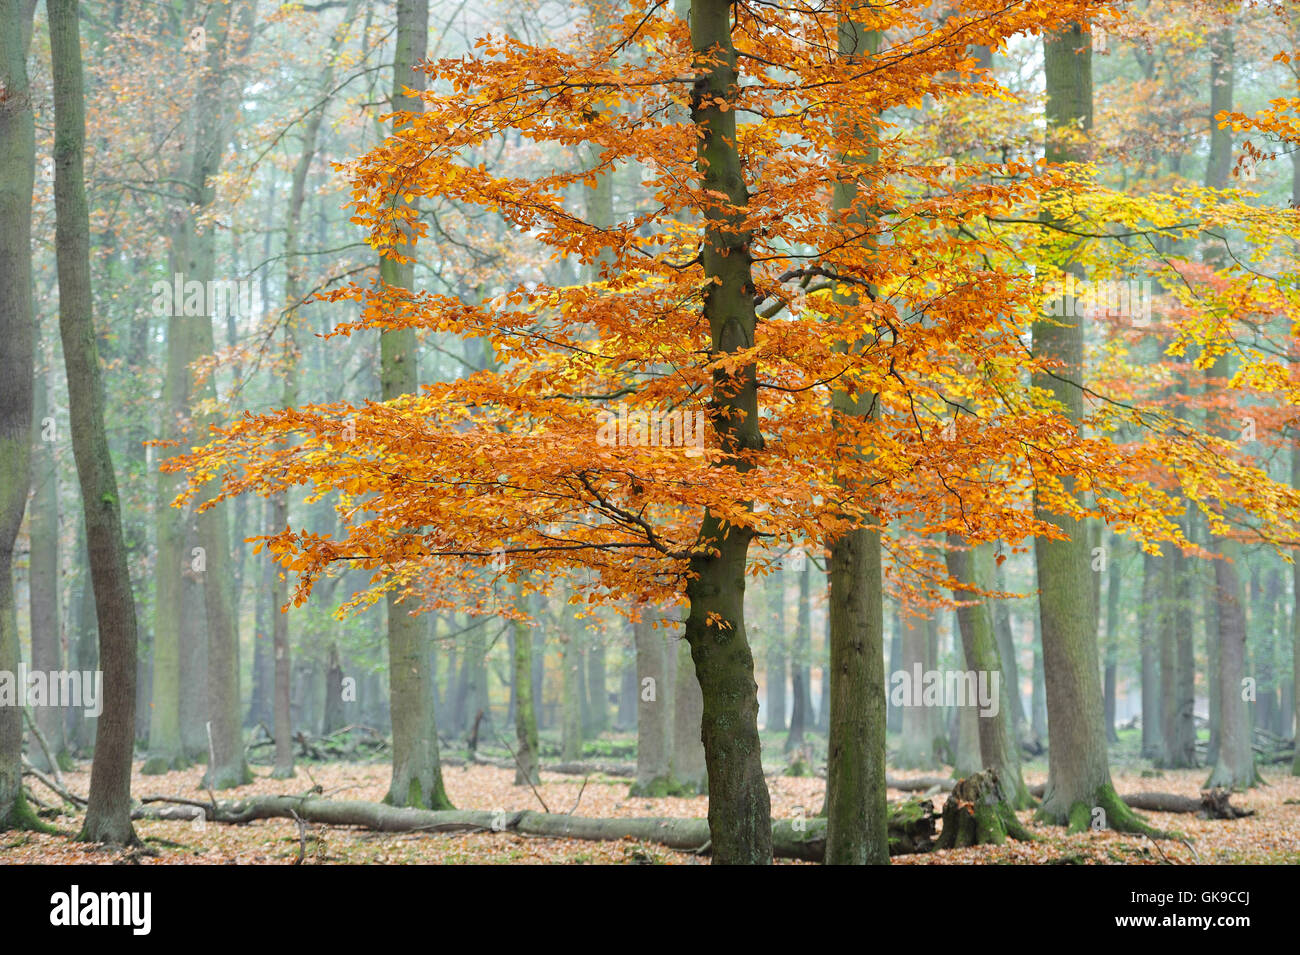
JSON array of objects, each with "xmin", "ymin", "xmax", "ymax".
[
  {"xmin": 288, "ymin": 808, "xmax": 308, "ymax": 865},
  {"xmin": 21, "ymin": 708, "xmax": 67, "ymax": 789},
  {"xmin": 566, "ymin": 776, "xmax": 589, "ymax": 815},
  {"xmin": 491, "ymin": 727, "xmax": 550, "ymax": 813}
]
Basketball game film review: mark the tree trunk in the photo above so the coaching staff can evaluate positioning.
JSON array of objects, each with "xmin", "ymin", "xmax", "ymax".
[
  {"xmin": 1034, "ymin": 23, "xmax": 1155, "ymax": 835},
  {"xmin": 682, "ymin": 0, "xmax": 771, "ymax": 864},
  {"xmin": 952, "ymin": 687, "xmax": 982, "ymax": 777},
  {"xmin": 28, "ymin": 358, "xmax": 67, "ymax": 770},
  {"xmin": 632, "ymin": 616, "xmax": 674, "ymax": 795},
  {"xmin": 1030, "ymin": 598, "xmax": 1047, "ymax": 743},
  {"xmin": 822, "ymin": 8, "xmax": 888, "ymax": 866},
  {"xmin": 1169, "ymin": 535, "xmax": 1198, "ymax": 767},
  {"xmin": 945, "ymin": 537, "xmax": 1030, "ymax": 807},
  {"xmin": 1206, "ymin": 540, "xmax": 1258, "ymax": 788},
  {"xmin": 561, "ymin": 623, "xmax": 583, "ymax": 762},
  {"xmin": 377, "ymin": 0, "xmax": 450, "ymax": 810},
  {"xmin": 1158, "ymin": 552, "xmax": 1176, "ymax": 763},
  {"xmin": 586, "ymin": 641, "xmax": 607, "ymax": 736},
  {"xmin": 248, "ymin": 530, "xmax": 273, "ymax": 731},
  {"xmin": 0, "ymin": 0, "xmax": 37, "ymax": 832},
  {"xmin": 49, "ymin": 0, "xmax": 140, "ymax": 844},
  {"xmin": 512, "ymin": 610, "xmax": 539, "ymax": 786},
  {"xmin": 785, "ymin": 562, "xmax": 812, "ymax": 751},
  {"xmin": 896, "ymin": 613, "xmax": 935, "ymax": 768},
  {"xmin": 885, "ymin": 609, "xmax": 902, "ymax": 735},
  {"xmin": 1102, "ymin": 537, "xmax": 1120, "ymax": 744},
  {"xmin": 617, "ymin": 654, "xmax": 637, "ymax": 731},
  {"xmin": 323, "ymin": 649, "xmax": 345, "ymax": 735},
  {"xmin": 992, "ymin": 562, "xmax": 1028, "ymax": 740},
  {"xmin": 66, "ymin": 533, "xmax": 98, "ymax": 753},
  {"xmin": 178, "ymin": 567, "xmax": 208, "ymax": 759},
  {"xmin": 765, "ymin": 640, "xmax": 787, "ymax": 732},
  {"xmin": 671, "ymin": 640, "xmax": 707, "ymax": 793},
  {"xmin": 1139, "ymin": 550, "xmax": 1163, "ymax": 759}
]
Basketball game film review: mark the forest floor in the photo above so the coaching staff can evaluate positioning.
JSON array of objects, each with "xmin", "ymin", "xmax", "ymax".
[{"xmin": 4, "ymin": 756, "xmax": 1299, "ymax": 864}]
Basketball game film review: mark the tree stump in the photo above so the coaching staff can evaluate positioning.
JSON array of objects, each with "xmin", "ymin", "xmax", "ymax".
[{"xmin": 936, "ymin": 770, "xmax": 1034, "ymax": 849}]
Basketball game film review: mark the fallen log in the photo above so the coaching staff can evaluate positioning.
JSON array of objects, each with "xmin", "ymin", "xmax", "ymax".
[
  {"xmin": 132, "ymin": 793, "xmax": 938, "ymax": 860},
  {"xmin": 1025, "ymin": 782, "xmax": 1250, "ymax": 819},
  {"xmin": 441, "ymin": 755, "xmax": 638, "ymax": 778},
  {"xmin": 547, "ymin": 761, "xmax": 636, "ymax": 778},
  {"xmin": 886, "ymin": 774, "xmax": 956, "ymax": 792},
  {"xmin": 1121, "ymin": 789, "xmax": 1254, "ymax": 819}
]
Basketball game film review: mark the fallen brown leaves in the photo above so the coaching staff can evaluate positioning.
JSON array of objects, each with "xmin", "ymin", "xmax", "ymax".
[{"xmin": 4, "ymin": 761, "xmax": 1297, "ymax": 864}]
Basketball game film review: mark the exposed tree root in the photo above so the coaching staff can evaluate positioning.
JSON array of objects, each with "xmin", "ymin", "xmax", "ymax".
[{"xmin": 1044, "ymin": 783, "xmax": 1173, "ymax": 839}]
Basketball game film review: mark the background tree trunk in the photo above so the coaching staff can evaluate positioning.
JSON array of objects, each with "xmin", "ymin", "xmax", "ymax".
[
  {"xmin": 671, "ymin": 640, "xmax": 706, "ymax": 793},
  {"xmin": 0, "ymin": 0, "xmax": 38, "ymax": 832},
  {"xmin": 945, "ymin": 537, "xmax": 1030, "ymax": 807},
  {"xmin": 786, "ymin": 563, "xmax": 812, "ymax": 751},
  {"xmin": 27, "ymin": 353, "xmax": 67, "ymax": 770},
  {"xmin": 632, "ymin": 615, "xmax": 674, "ymax": 795},
  {"xmin": 512, "ymin": 606, "xmax": 539, "ymax": 786}
]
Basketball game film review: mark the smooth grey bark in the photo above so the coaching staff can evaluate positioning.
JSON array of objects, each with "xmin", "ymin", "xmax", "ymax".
[
  {"xmin": 885, "ymin": 609, "xmax": 902, "ymax": 735},
  {"xmin": 992, "ymin": 562, "xmax": 1027, "ymax": 740},
  {"xmin": 945, "ymin": 537, "xmax": 1030, "ymax": 807},
  {"xmin": 617, "ymin": 655, "xmax": 637, "ymax": 731},
  {"xmin": 378, "ymin": 0, "xmax": 450, "ymax": 810},
  {"xmin": 1139, "ymin": 550, "xmax": 1163, "ymax": 758},
  {"xmin": 765, "ymin": 640, "xmax": 788, "ymax": 732},
  {"xmin": 1034, "ymin": 23, "xmax": 1154, "ymax": 834},
  {"xmin": 786, "ymin": 562, "xmax": 812, "ymax": 751},
  {"xmin": 512, "ymin": 604, "xmax": 539, "ymax": 786},
  {"xmin": 671, "ymin": 639, "xmax": 706, "ymax": 793},
  {"xmin": 1158, "ymin": 552, "xmax": 1177, "ymax": 762},
  {"xmin": 28, "ymin": 354, "xmax": 67, "ymax": 770},
  {"xmin": 632, "ymin": 615, "xmax": 674, "ymax": 795},
  {"xmin": 1206, "ymin": 537, "xmax": 1258, "ymax": 788},
  {"xmin": 561, "ymin": 618, "xmax": 583, "ymax": 761},
  {"xmin": 1168, "ymin": 533, "xmax": 1198, "ymax": 767},
  {"xmin": 896, "ymin": 613, "xmax": 936, "ymax": 768},
  {"xmin": 1102, "ymin": 537, "xmax": 1120, "ymax": 744}
]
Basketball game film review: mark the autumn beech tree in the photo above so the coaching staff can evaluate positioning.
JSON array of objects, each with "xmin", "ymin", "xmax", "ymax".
[{"xmin": 169, "ymin": 0, "xmax": 1300, "ymax": 862}]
